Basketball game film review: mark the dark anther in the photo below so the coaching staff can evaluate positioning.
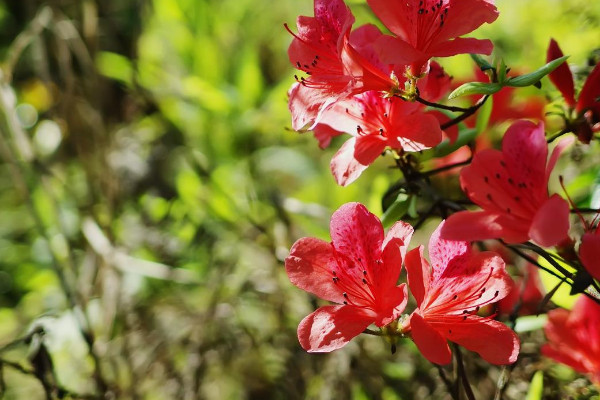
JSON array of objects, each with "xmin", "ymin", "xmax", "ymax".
[
  {"xmin": 486, "ymin": 193, "xmax": 493, "ymax": 201},
  {"xmin": 418, "ymin": 8, "xmax": 424, "ymax": 14},
  {"xmin": 495, "ymin": 173, "xmax": 501, "ymax": 179},
  {"xmin": 303, "ymin": 64, "xmax": 310, "ymax": 69},
  {"xmin": 343, "ymin": 292, "xmax": 348, "ymax": 298},
  {"xmin": 363, "ymin": 270, "xmax": 367, "ymax": 275},
  {"xmin": 362, "ymin": 278, "xmax": 368, "ymax": 284},
  {"xmin": 296, "ymin": 61, "xmax": 301, "ymax": 68},
  {"xmin": 463, "ymin": 316, "xmax": 467, "ymax": 320},
  {"xmin": 453, "ymin": 295, "xmax": 458, "ymax": 300},
  {"xmin": 343, "ymin": 301, "xmax": 348, "ymax": 305},
  {"xmin": 494, "ymin": 290, "xmax": 499, "ymax": 297},
  {"xmin": 379, "ymin": 128, "xmax": 384, "ymax": 134},
  {"xmin": 475, "ymin": 306, "xmax": 480, "ymax": 311}
]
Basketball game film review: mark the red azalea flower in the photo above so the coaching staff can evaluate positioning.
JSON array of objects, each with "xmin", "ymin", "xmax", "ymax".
[
  {"xmin": 285, "ymin": 202, "xmax": 413, "ymax": 352},
  {"xmin": 543, "ymin": 296, "xmax": 600, "ymax": 384},
  {"xmin": 287, "ymin": 0, "xmax": 397, "ymax": 130},
  {"xmin": 366, "ymin": 0, "xmax": 498, "ymax": 75},
  {"xmin": 312, "ymin": 61, "xmax": 450, "ymax": 186},
  {"xmin": 547, "ymin": 39, "xmax": 600, "ymax": 143},
  {"xmin": 321, "ymin": 91, "xmax": 443, "ymax": 186},
  {"xmin": 579, "ymin": 224, "xmax": 600, "ymax": 282},
  {"xmin": 442, "ymin": 120, "xmax": 572, "ymax": 247},
  {"xmin": 403, "ymin": 220, "xmax": 519, "ymax": 365}
]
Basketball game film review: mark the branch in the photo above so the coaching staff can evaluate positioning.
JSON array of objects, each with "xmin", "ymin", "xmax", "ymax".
[
  {"xmin": 415, "ymin": 95, "xmax": 471, "ymax": 112},
  {"xmin": 441, "ymin": 95, "xmax": 490, "ymax": 130}
]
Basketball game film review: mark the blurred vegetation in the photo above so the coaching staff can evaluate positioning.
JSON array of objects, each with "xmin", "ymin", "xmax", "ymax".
[{"xmin": 0, "ymin": 0, "xmax": 598, "ymax": 399}]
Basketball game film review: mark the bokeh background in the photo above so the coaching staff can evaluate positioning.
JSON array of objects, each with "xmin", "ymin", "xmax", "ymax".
[{"xmin": 0, "ymin": 0, "xmax": 599, "ymax": 399}]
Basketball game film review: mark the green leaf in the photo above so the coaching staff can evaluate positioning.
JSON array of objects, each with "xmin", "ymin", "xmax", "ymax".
[
  {"xmin": 475, "ymin": 95, "xmax": 493, "ymax": 134},
  {"xmin": 96, "ymin": 51, "xmax": 134, "ymax": 87},
  {"xmin": 470, "ymin": 54, "xmax": 493, "ymax": 71},
  {"xmin": 538, "ymin": 252, "xmax": 579, "ymax": 309},
  {"xmin": 448, "ymin": 82, "xmax": 503, "ymax": 99},
  {"xmin": 433, "ymin": 128, "xmax": 478, "ymax": 158},
  {"xmin": 497, "ymin": 59, "xmax": 509, "ymax": 83},
  {"xmin": 525, "ymin": 371, "xmax": 544, "ymax": 400},
  {"xmin": 514, "ymin": 314, "xmax": 548, "ymax": 333},
  {"xmin": 381, "ymin": 193, "xmax": 411, "ymax": 228},
  {"xmin": 506, "ymin": 56, "xmax": 569, "ymax": 88}
]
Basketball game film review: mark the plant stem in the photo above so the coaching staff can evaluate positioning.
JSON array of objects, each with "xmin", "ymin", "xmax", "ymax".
[
  {"xmin": 415, "ymin": 95, "xmax": 471, "ymax": 112},
  {"xmin": 454, "ymin": 344, "xmax": 476, "ymax": 400}
]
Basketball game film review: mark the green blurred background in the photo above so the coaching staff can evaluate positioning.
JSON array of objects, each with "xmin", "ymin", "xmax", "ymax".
[{"xmin": 0, "ymin": 0, "xmax": 599, "ymax": 398}]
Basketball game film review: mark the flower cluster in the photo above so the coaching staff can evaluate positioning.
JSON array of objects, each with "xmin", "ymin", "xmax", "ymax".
[
  {"xmin": 283, "ymin": 0, "xmax": 600, "ymax": 390},
  {"xmin": 287, "ymin": 0, "xmax": 498, "ymax": 185},
  {"xmin": 286, "ymin": 202, "xmax": 519, "ymax": 365}
]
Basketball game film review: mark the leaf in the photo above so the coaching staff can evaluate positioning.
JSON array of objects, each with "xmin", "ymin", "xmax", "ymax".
[
  {"xmin": 475, "ymin": 95, "xmax": 493, "ymax": 134},
  {"xmin": 433, "ymin": 127, "xmax": 478, "ymax": 158},
  {"xmin": 96, "ymin": 51, "xmax": 134, "ymax": 87},
  {"xmin": 470, "ymin": 54, "xmax": 493, "ymax": 71},
  {"xmin": 538, "ymin": 252, "xmax": 579, "ymax": 309},
  {"xmin": 525, "ymin": 371, "xmax": 544, "ymax": 400},
  {"xmin": 381, "ymin": 193, "xmax": 411, "ymax": 228},
  {"xmin": 448, "ymin": 82, "xmax": 503, "ymax": 99},
  {"xmin": 506, "ymin": 56, "xmax": 569, "ymax": 88},
  {"xmin": 514, "ymin": 315, "xmax": 548, "ymax": 333}
]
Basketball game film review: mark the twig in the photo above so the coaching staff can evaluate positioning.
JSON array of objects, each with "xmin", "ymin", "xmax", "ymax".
[
  {"xmin": 435, "ymin": 364, "xmax": 459, "ymax": 400},
  {"xmin": 454, "ymin": 344, "xmax": 476, "ymax": 400},
  {"xmin": 441, "ymin": 95, "xmax": 490, "ymax": 130},
  {"xmin": 415, "ymin": 95, "xmax": 471, "ymax": 112}
]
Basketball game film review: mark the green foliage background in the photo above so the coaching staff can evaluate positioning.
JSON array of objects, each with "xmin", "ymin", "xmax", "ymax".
[{"xmin": 0, "ymin": 0, "xmax": 598, "ymax": 398}]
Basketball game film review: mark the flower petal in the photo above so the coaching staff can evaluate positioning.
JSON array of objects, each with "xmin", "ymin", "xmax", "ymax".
[
  {"xmin": 286, "ymin": 237, "xmax": 343, "ymax": 303},
  {"xmin": 330, "ymin": 137, "xmax": 369, "ymax": 186},
  {"xmin": 435, "ymin": 0, "xmax": 499, "ymax": 44},
  {"xmin": 576, "ymin": 62, "xmax": 600, "ymax": 116},
  {"xmin": 405, "ymin": 246, "xmax": 430, "ymax": 308},
  {"xmin": 372, "ymin": 34, "xmax": 423, "ymax": 66},
  {"xmin": 528, "ymin": 194, "xmax": 570, "ymax": 247},
  {"xmin": 313, "ymin": 123, "xmax": 344, "ymax": 149},
  {"xmin": 546, "ymin": 39, "xmax": 576, "ymax": 107},
  {"xmin": 444, "ymin": 317, "xmax": 520, "ymax": 364},
  {"xmin": 428, "ymin": 37, "xmax": 494, "ymax": 58},
  {"xmin": 442, "ymin": 210, "xmax": 529, "ymax": 244},
  {"xmin": 330, "ymin": 202, "xmax": 384, "ymax": 267},
  {"xmin": 380, "ymin": 221, "xmax": 414, "ymax": 286},
  {"xmin": 354, "ymin": 133, "xmax": 387, "ymax": 165},
  {"xmin": 580, "ymin": 231, "xmax": 600, "ymax": 281},
  {"xmin": 410, "ymin": 312, "xmax": 452, "ymax": 365},
  {"xmin": 428, "ymin": 220, "xmax": 471, "ymax": 282},
  {"xmin": 376, "ymin": 284, "xmax": 408, "ymax": 326},
  {"xmin": 298, "ymin": 305, "xmax": 373, "ymax": 352}
]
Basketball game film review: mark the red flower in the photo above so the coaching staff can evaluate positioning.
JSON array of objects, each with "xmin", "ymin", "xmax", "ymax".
[
  {"xmin": 543, "ymin": 296, "xmax": 600, "ymax": 384},
  {"xmin": 366, "ymin": 0, "xmax": 498, "ymax": 75},
  {"xmin": 547, "ymin": 39, "xmax": 600, "ymax": 143},
  {"xmin": 403, "ymin": 221, "xmax": 519, "ymax": 365},
  {"xmin": 287, "ymin": 0, "xmax": 397, "ymax": 131},
  {"xmin": 580, "ymin": 224, "xmax": 600, "ymax": 282},
  {"xmin": 312, "ymin": 61, "xmax": 450, "ymax": 186},
  {"xmin": 442, "ymin": 120, "xmax": 572, "ymax": 247},
  {"xmin": 319, "ymin": 91, "xmax": 443, "ymax": 186},
  {"xmin": 285, "ymin": 202, "xmax": 413, "ymax": 352}
]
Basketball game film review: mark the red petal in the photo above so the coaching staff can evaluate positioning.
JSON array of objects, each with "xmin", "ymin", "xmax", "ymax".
[
  {"xmin": 354, "ymin": 133, "xmax": 387, "ymax": 165},
  {"xmin": 410, "ymin": 312, "xmax": 452, "ymax": 365},
  {"xmin": 580, "ymin": 231, "xmax": 600, "ymax": 281},
  {"xmin": 502, "ymin": 120, "xmax": 548, "ymax": 203},
  {"xmin": 390, "ymin": 111, "xmax": 443, "ymax": 151},
  {"xmin": 288, "ymin": 82, "xmax": 339, "ymax": 131},
  {"xmin": 428, "ymin": 37, "xmax": 494, "ymax": 58},
  {"xmin": 428, "ymin": 251, "xmax": 511, "ymax": 311},
  {"xmin": 528, "ymin": 194, "xmax": 570, "ymax": 247},
  {"xmin": 313, "ymin": 123, "xmax": 343, "ymax": 149},
  {"xmin": 330, "ymin": 137, "xmax": 369, "ymax": 186},
  {"xmin": 435, "ymin": 0, "xmax": 499, "ymax": 44},
  {"xmin": 546, "ymin": 39, "xmax": 576, "ymax": 107},
  {"xmin": 380, "ymin": 221, "xmax": 415, "ymax": 286},
  {"xmin": 545, "ymin": 134, "xmax": 574, "ymax": 184},
  {"xmin": 428, "ymin": 220, "xmax": 471, "ymax": 282},
  {"xmin": 329, "ymin": 202, "xmax": 384, "ymax": 267},
  {"xmin": 441, "ymin": 317, "xmax": 520, "ymax": 364},
  {"xmin": 576, "ymin": 62, "xmax": 600, "ymax": 116},
  {"xmin": 372, "ymin": 34, "xmax": 423, "ymax": 66},
  {"xmin": 405, "ymin": 246, "xmax": 430, "ymax": 307},
  {"xmin": 442, "ymin": 210, "xmax": 529, "ymax": 244},
  {"xmin": 286, "ymin": 237, "xmax": 344, "ymax": 303},
  {"xmin": 298, "ymin": 305, "xmax": 373, "ymax": 352},
  {"xmin": 376, "ymin": 284, "xmax": 408, "ymax": 326}
]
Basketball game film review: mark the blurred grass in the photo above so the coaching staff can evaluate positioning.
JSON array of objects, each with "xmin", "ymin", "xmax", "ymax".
[{"xmin": 0, "ymin": 0, "xmax": 598, "ymax": 399}]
